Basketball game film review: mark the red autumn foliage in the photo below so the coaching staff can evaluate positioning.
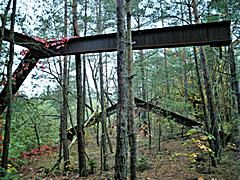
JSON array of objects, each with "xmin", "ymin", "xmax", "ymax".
[
  {"xmin": 21, "ymin": 145, "xmax": 55, "ymax": 159},
  {"xmin": 20, "ymin": 49, "xmax": 29, "ymax": 56}
]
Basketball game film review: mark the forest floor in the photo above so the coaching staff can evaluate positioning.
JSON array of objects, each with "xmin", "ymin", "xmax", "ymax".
[{"xmin": 12, "ymin": 132, "xmax": 240, "ymax": 179}]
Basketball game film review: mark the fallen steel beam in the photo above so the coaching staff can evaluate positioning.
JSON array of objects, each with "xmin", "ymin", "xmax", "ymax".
[
  {"xmin": 134, "ymin": 97, "xmax": 202, "ymax": 127},
  {"xmin": 30, "ymin": 21, "xmax": 231, "ymax": 58},
  {"xmin": 67, "ymin": 97, "xmax": 201, "ymax": 140}
]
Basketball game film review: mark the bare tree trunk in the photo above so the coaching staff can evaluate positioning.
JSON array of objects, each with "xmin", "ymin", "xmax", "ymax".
[
  {"xmin": 182, "ymin": 49, "xmax": 188, "ymax": 102},
  {"xmin": 0, "ymin": 0, "xmax": 12, "ymax": 53},
  {"xmin": 192, "ymin": 0, "xmax": 221, "ymax": 160},
  {"xmin": 33, "ymin": 124, "xmax": 41, "ymax": 147},
  {"xmin": 95, "ymin": 0, "xmax": 108, "ymax": 171},
  {"xmin": 1, "ymin": 0, "xmax": 16, "ymax": 174},
  {"xmin": 115, "ymin": 0, "xmax": 128, "ymax": 179},
  {"xmin": 229, "ymin": 44, "xmax": 240, "ymax": 115},
  {"xmin": 62, "ymin": 0, "xmax": 70, "ymax": 172},
  {"xmin": 160, "ymin": 1, "xmax": 169, "ymax": 95},
  {"xmin": 126, "ymin": 0, "xmax": 137, "ymax": 179},
  {"xmin": 58, "ymin": 59, "xmax": 63, "ymax": 167},
  {"xmin": 158, "ymin": 120, "xmax": 161, "ymax": 152},
  {"xmin": 99, "ymin": 53, "xmax": 108, "ymax": 170},
  {"xmin": 163, "ymin": 49, "xmax": 169, "ymax": 94},
  {"xmin": 88, "ymin": 58, "xmax": 100, "ymax": 146},
  {"xmin": 72, "ymin": 0, "xmax": 87, "ymax": 176},
  {"xmin": 180, "ymin": 0, "xmax": 188, "ymax": 102}
]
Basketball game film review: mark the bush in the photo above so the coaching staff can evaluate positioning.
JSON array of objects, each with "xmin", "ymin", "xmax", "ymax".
[{"xmin": 137, "ymin": 155, "xmax": 150, "ymax": 172}]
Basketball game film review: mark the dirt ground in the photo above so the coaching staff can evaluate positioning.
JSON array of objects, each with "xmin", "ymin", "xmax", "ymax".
[{"xmin": 16, "ymin": 134, "xmax": 240, "ymax": 180}]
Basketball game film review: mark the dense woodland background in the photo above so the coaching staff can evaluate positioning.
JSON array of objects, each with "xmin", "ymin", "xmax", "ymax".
[{"xmin": 0, "ymin": 0, "xmax": 239, "ymax": 179}]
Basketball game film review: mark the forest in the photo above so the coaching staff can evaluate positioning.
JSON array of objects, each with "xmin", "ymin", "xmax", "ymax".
[{"xmin": 0, "ymin": 0, "xmax": 239, "ymax": 179}]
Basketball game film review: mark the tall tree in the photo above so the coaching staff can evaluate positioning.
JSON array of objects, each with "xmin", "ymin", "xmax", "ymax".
[
  {"xmin": 126, "ymin": 0, "xmax": 137, "ymax": 179},
  {"xmin": 192, "ymin": 0, "xmax": 221, "ymax": 160},
  {"xmin": 72, "ymin": 0, "xmax": 87, "ymax": 175},
  {"xmin": 95, "ymin": 0, "xmax": 109, "ymax": 171},
  {"xmin": 1, "ymin": 0, "xmax": 16, "ymax": 173},
  {"xmin": 62, "ymin": 0, "xmax": 70, "ymax": 172},
  {"xmin": 115, "ymin": 0, "xmax": 128, "ymax": 179}
]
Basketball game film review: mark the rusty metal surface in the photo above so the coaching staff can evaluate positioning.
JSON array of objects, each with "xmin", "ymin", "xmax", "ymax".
[
  {"xmin": 0, "ymin": 53, "xmax": 39, "ymax": 114},
  {"xmin": 0, "ymin": 21, "xmax": 231, "ymax": 113},
  {"xmin": 3, "ymin": 29, "xmax": 47, "ymax": 52},
  {"xmin": 30, "ymin": 21, "xmax": 231, "ymax": 58},
  {"xmin": 3, "ymin": 21, "xmax": 231, "ymax": 59}
]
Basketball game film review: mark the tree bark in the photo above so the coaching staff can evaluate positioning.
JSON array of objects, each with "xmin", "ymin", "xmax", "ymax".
[
  {"xmin": 99, "ymin": 53, "xmax": 108, "ymax": 170},
  {"xmin": 72, "ymin": 0, "xmax": 87, "ymax": 175},
  {"xmin": 126, "ymin": 0, "xmax": 137, "ymax": 179},
  {"xmin": 115, "ymin": 0, "xmax": 128, "ymax": 179},
  {"xmin": 229, "ymin": 44, "xmax": 240, "ymax": 115},
  {"xmin": 62, "ymin": 0, "xmax": 70, "ymax": 172},
  {"xmin": 0, "ymin": 0, "xmax": 12, "ymax": 53},
  {"xmin": 88, "ymin": 58, "xmax": 100, "ymax": 146},
  {"xmin": 95, "ymin": 0, "xmax": 108, "ymax": 171},
  {"xmin": 1, "ymin": 0, "xmax": 16, "ymax": 173},
  {"xmin": 192, "ymin": 0, "xmax": 221, "ymax": 159}
]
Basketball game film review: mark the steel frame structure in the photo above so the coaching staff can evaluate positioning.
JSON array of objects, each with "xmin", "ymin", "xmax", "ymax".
[{"xmin": 0, "ymin": 21, "xmax": 231, "ymax": 119}]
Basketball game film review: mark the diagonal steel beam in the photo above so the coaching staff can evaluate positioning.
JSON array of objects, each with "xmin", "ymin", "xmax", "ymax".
[
  {"xmin": 0, "ymin": 52, "xmax": 39, "ymax": 114},
  {"xmin": 3, "ymin": 29, "xmax": 48, "ymax": 53}
]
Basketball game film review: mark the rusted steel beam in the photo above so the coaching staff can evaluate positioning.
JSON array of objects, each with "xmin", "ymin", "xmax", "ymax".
[
  {"xmin": 0, "ymin": 21, "xmax": 231, "ymax": 113},
  {"xmin": 30, "ymin": 21, "xmax": 231, "ymax": 58},
  {"xmin": 3, "ymin": 28, "xmax": 48, "ymax": 52},
  {"xmin": 67, "ymin": 97, "xmax": 201, "ymax": 139},
  {"xmin": 134, "ymin": 97, "xmax": 202, "ymax": 127},
  {"xmin": 0, "ymin": 52, "xmax": 39, "ymax": 114}
]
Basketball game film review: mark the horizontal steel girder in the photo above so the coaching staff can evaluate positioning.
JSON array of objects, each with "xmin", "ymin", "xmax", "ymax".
[
  {"xmin": 2, "ymin": 21, "xmax": 231, "ymax": 58},
  {"xmin": 0, "ymin": 21, "xmax": 231, "ymax": 114},
  {"xmin": 30, "ymin": 21, "xmax": 231, "ymax": 58}
]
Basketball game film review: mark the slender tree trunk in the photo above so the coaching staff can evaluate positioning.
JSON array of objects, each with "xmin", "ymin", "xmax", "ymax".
[
  {"xmin": 188, "ymin": 3, "xmax": 215, "ymax": 167},
  {"xmin": 192, "ymin": 0, "xmax": 221, "ymax": 160},
  {"xmin": 1, "ymin": 0, "xmax": 16, "ymax": 173},
  {"xmin": 72, "ymin": 0, "xmax": 87, "ymax": 176},
  {"xmin": 126, "ymin": 0, "xmax": 137, "ymax": 179},
  {"xmin": 33, "ymin": 124, "xmax": 41, "ymax": 147},
  {"xmin": 160, "ymin": 1, "xmax": 169, "ymax": 95},
  {"xmin": 86, "ymin": 76, "xmax": 93, "ymax": 109},
  {"xmin": 229, "ymin": 44, "xmax": 240, "ymax": 115},
  {"xmin": 95, "ymin": 0, "xmax": 108, "ymax": 170},
  {"xmin": 62, "ymin": 0, "xmax": 70, "ymax": 172},
  {"xmin": 182, "ymin": 49, "xmax": 188, "ymax": 102},
  {"xmin": 163, "ymin": 49, "xmax": 170, "ymax": 94},
  {"xmin": 158, "ymin": 119, "xmax": 161, "ymax": 152},
  {"xmin": 137, "ymin": 18, "xmax": 147, "ymax": 120},
  {"xmin": 115, "ymin": 0, "xmax": 128, "ymax": 179},
  {"xmin": 0, "ymin": 0, "xmax": 12, "ymax": 53},
  {"xmin": 180, "ymin": 0, "xmax": 188, "ymax": 102},
  {"xmin": 104, "ymin": 57, "xmax": 114, "ymax": 154},
  {"xmin": 58, "ymin": 64, "xmax": 63, "ymax": 167},
  {"xmin": 88, "ymin": 58, "xmax": 100, "ymax": 146},
  {"xmin": 99, "ymin": 53, "xmax": 108, "ymax": 170}
]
